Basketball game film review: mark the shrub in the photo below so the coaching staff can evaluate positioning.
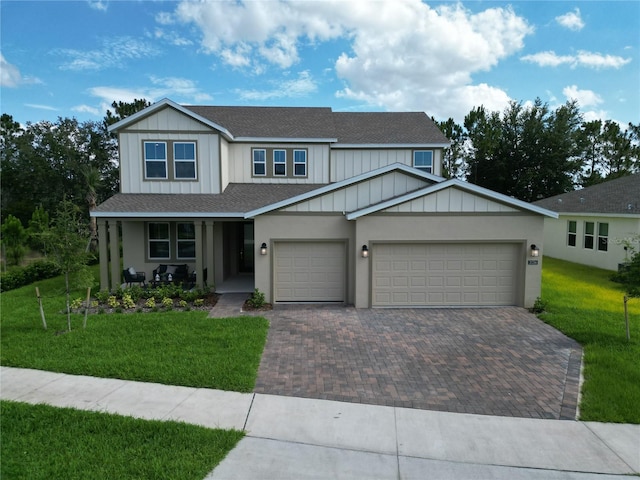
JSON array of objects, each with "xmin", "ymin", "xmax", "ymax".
[
  {"xmin": 145, "ymin": 298, "xmax": 156, "ymax": 309},
  {"xmin": 122, "ymin": 293, "xmax": 136, "ymax": 309},
  {"xmin": 530, "ymin": 297, "xmax": 548, "ymax": 314},
  {"xmin": 162, "ymin": 297, "xmax": 174, "ymax": 308},
  {"xmin": 107, "ymin": 296, "xmax": 120, "ymax": 308},
  {"xmin": 247, "ymin": 288, "xmax": 266, "ymax": 309},
  {"xmin": 0, "ymin": 259, "xmax": 62, "ymax": 292},
  {"xmin": 94, "ymin": 290, "xmax": 111, "ymax": 304}
]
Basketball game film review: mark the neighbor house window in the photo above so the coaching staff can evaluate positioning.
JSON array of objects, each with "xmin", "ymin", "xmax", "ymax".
[
  {"xmin": 598, "ymin": 223, "xmax": 609, "ymax": 251},
  {"xmin": 584, "ymin": 222, "xmax": 595, "ymax": 250},
  {"xmin": 413, "ymin": 150, "xmax": 433, "ymax": 173},
  {"xmin": 144, "ymin": 142, "xmax": 167, "ymax": 179},
  {"xmin": 273, "ymin": 150, "xmax": 286, "ymax": 176},
  {"xmin": 174, "ymin": 142, "xmax": 196, "ymax": 179},
  {"xmin": 177, "ymin": 222, "xmax": 196, "ymax": 259},
  {"xmin": 253, "ymin": 149, "xmax": 266, "ymax": 176},
  {"xmin": 294, "ymin": 150, "xmax": 307, "ymax": 176},
  {"xmin": 567, "ymin": 220, "xmax": 577, "ymax": 247},
  {"xmin": 148, "ymin": 223, "xmax": 170, "ymax": 259}
]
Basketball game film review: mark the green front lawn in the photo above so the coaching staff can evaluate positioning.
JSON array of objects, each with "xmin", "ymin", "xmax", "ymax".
[
  {"xmin": 540, "ymin": 257, "xmax": 640, "ymax": 423},
  {"xmin": 1, "ymin": 401, "xmax": 243, "ymax": 480},
  {"xmin": 0, "ymin": 273, "xmax": 269, "ymax": 392}
]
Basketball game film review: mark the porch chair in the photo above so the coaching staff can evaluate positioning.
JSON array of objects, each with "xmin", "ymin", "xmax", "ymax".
[{"xmin": 123, "ymin": 267, "xmax": 146, "ymax": 287}]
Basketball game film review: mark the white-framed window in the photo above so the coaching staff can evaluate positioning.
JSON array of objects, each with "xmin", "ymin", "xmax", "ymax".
[
  {"xmin": 174, "ymin": 142, "xmax": 196, "ymax": 179},
  {"xmin": 413, "ymin": 150, "xmax": 433, "ymax": 173},
  {"xmin": 177, "ymin": 222, "xmax": 196, "ymax": 259},
  {"xmin": 567, "ymin": 220, "xmax": 577, "ymax": 247},
  {"xmin": 273, "ymin": 149, "xmax": 286, "ymax": 176},
  {"xmin": 144, "ymin": 142, "xmax": 167, "ymax": 179},
  {"xmin": 294, "ymin": 150, "xmax": 307, "ymax": 177},
  {"xmin": 253, "ymin": 149, "xmax": 266, "ymax": 176},
  {"xmin": 598, "ymin": 223, "xmax": 609, "ymax": 251},
  {"xmin": 584, "ymin": 222, "xmax": 595, "ymax": 250},
  {"xmin": 148, "ymin": 222, "xmax": 170, "ymax": 259}
]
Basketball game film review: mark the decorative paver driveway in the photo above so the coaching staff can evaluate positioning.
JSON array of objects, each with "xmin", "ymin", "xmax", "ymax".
[{"xmin": 254, "ymin": 306, "xmax": 582, "ymax": 419}]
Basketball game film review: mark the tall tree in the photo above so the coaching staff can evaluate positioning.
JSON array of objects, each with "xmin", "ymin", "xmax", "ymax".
[{"xmin": 437, "ymin": 118, "xmax": 467, "ymax": 179}]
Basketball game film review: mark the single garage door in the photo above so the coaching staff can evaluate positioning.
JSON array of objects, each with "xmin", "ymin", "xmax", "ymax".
[
  {"xmin": 274, "ymin": 241, "xmax": 346, "ymax": 302},
  {"xmin": 372, "ymin": 243, "xmax": 519, "ymax": 307}
]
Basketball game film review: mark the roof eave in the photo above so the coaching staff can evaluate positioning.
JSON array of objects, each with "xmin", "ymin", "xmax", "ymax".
[
  {"xmin": 91, "ymin": 211, "xmax": 245, "ymax": 219},
  {"xmin": 235, "ymin": 137, "xmax": 338, "ymax": 143},
  {"xmin": 333, "ymin": 142, "xmax": 451, "ymax": 149}
]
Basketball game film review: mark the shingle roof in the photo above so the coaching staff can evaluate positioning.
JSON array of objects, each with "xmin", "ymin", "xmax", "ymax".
[
  {"xmin": 92, "ymin": 183, "xmax": 325, "ymax": 216},
  {"xmin": 532, "ymin": 174, "xmax": 640, "ymax": 215},
  {"xmin": 184, "ymin": 105, "xmax": 449, "ymax": 144}
]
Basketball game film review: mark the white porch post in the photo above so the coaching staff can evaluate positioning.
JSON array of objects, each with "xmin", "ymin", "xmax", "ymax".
[
  {"xmin": 194, "ymin": 220, "xmax": 204, "ymax": 289},
  {"xmin": 97, "ymin": 219, "xmax": 109, "ymax": 291},
  {"xmin": 205, "ymin": 220, "xmax": 215, "ymax": 290},
  {"xmin": 109, "ymin": 221, "xmax": 121, "ymax": 291}
]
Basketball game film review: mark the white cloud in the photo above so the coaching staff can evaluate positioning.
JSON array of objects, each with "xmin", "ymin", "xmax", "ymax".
[
  {"xmin": 25, "ymin": 104, "xmax": 58, "ymax": 112},
  {"xmin": 57, "ymin": 37, "xmax": 160, "ymax": 71},
  {"xmin": 562, "ymin": 85, "xmax": 603, "ymax": 108},
  {"xmin": 89, "ymin": 76, "xmax": 212, "ymax": 106},
  {"xmin": 87, "ymin": 1, "xmax": 108, "ymax": 12},
  {"xmin": 555, "ymin": 8, "xmax": 584, "ymax": 31},
  {"xmin": 236, "ymin": 70, "xmax": 317, "ymax": 100},
  {"xmin": 521, "ymin": 50, "xmax": 631, "ymax": 69},
  {"xmin": 171, "ymin": 0, "xmax": 532, "ymax": 121},
  {"xmin": 72, "ymin": 104, "xmax": 101, "ymax": 116},
  {"xmin": 0, "ymin": 53, "xmax": 22, "ymax": 87}
]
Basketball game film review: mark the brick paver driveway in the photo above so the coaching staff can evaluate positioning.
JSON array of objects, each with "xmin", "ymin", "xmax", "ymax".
[{"xmin": 254, "ymin": 306, "xmax": 582, "ymax": 419}]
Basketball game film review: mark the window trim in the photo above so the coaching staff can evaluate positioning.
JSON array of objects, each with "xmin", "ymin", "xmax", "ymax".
[
  {"xmin": 273, "ymin": 149, "xmax": 287, "ymax": 177},
  {"xmin": 293, "ymin": 149, "xmax": 307, "ymax": 177},
  {"xmin": 176, "ymin": 222, "xmax": 196, "ymax": 260},
  {"xmin": 148, "ymin": 222, "xmax": 171, "ymax": 260},
  {"xmin": 144, "ymin": 141, "xmax": 168, "ymax": 180},
  {"xmin": 173, "ymin": 142, "xmax": 197, "ymax": 180},
  {"xmin": 597, "ymin": 222, "xmax": 609, "ymax": 252},
  {"xmin": 567, "ymin": 220, "xmax": 577, "ymax": 247},
  {"xmin": 413, "ymin": 150, "xmax": 433, "ymax": 173},
  {"xmin": 253, "ymin": 149, "xmax": 267, "ymax": 177},
  {"xmin": 584, "ymin": 221, "xmax": 595, "ymax": 250}
]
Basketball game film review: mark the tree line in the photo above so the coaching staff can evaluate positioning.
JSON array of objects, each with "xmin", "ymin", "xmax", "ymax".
[{"xmin": 437, "ymin": 99, "xmax": 639, "ymax": 202}]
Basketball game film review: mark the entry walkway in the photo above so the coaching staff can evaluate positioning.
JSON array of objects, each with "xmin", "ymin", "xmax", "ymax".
[{"xmin": 1, "ymin": 367, "xmax": 638, "ymax": 479}]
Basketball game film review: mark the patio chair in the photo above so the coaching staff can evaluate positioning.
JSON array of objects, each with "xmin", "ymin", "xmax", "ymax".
[{"xmin": 123, "ymin": 267, "xmax": 146, "ymax": 287}]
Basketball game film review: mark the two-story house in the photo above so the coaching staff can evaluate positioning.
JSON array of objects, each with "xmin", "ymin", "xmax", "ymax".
[{"xmin": 93, "ymin": 98, "xmax": 556, "ymax": 308}]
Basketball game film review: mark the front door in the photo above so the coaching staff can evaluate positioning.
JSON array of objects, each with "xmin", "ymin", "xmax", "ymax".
[{"xmin": 239, "ymin": 222, "xmax": 254, "ymax": 273}]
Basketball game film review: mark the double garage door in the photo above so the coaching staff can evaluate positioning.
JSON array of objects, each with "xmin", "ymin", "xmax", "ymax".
[
  {"xmin": 273, "ymin": 241, "xmax": 519, "ymax": 306},
  {"xmin": 372, "ymin": 243, "xmax": 519, "ymax": 307}
]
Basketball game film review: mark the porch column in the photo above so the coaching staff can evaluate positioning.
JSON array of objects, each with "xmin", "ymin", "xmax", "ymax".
[
  {"xmin": 194, "ymin": 220, "xmax": 204, "ymax": 289},
  {"xmin": 109, "ymin": 221, "xmax": 121, "ymax": 291},
  {"xmin": 205, "ymin": 220, "xmax": 215, "ymax": 290},
  {"xmin": 97, "ymin": 219, "xmax": 109, "ymax": 291}
]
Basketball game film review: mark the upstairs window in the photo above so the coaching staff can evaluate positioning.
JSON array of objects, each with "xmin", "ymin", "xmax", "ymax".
[
  {"xmin": 273, "ymin": 150, "xmax": 286, "ymax": 176},
  {"xmin": 294, "ymin": 150, "xmax": 307, "ymax": 177},
  {"xmin": 413, "ymin": 150, "xmax": 433, "ymax": 173},
  {"xmin": 584, "ymin": 222, "xmax": 595, "ymax": 250},
  {"xmin": 144, "ymin": 142, "xmax": 167, "ymax": 179},
  {"xmin": 253, "ymin": 149, "xmax": 266, "ymax": 176},
  {"xmin": 598, "ymin": 223, "xmax": 609, "ymax": 251},
  {"xmin": 174, "ymin": 142, "xmax": 196, "ymax": 179},
  {"xmin": 148, "ymin": 223, "xmax": 170, "ymax": 259},
  {"xmin": 567, "ymin": 220, "xmax": 577, "ymax": 247},
  {"xmin": 177, "ymin": 222, "xmax": 196, "ymax": 259}
]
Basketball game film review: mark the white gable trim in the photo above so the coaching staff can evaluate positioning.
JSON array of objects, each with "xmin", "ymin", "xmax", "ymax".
[
  {"xmin": 346, "ymin": 179, "xmax": 559, "ymax": 220},
  {"xmin": 107, "ymin": 98, "xmax": 234, "ymax": 140},
  {"xmin": 244, "ymin": 163, "xmax": 444, "ymax": 218}
]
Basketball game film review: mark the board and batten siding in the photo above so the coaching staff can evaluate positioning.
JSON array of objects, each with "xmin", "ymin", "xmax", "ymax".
[
  {"xmin": 330, "ymin": 149, "xmax": 443, "ymax": 182},
  {"xmin": 225, "ymin": 143, "xmax": 330, "ymax": 184},
  {"xmin": 382, "ymin": 188, "xmax": 519, "ymax": 214},
  {"xmin": 281, "ymin": 172, "xmax": 431, "ymax": 213}
]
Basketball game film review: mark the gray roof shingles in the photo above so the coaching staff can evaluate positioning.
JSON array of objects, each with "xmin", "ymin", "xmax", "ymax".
[
  {"xmin": 533, "ymin": 174, "xmax": 640, "ymax": 215},
  {"xmin": 94, "ymin": 183, "xmax": 325, "ymax": 216}
]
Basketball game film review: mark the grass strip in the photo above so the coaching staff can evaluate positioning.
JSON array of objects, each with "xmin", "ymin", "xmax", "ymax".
[
  {"xmin": 1, "ymin": 400, "xmax": 243, "ymax": 480},
  {"xmin": 540, "ymin": 257, "xmax": 639, "ymax": 423},
  {"xmin": 1, "ymin": 274, "xmax": 269, "ymax": 392}
]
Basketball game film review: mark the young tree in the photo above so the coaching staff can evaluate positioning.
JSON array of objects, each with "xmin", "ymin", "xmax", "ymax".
[
  {"xmin": 1, "ymin": 214, "xmax": 28, "ymax": 265},
  {"xmin": 27, "ymin": 205, "xmax": 50, "ymax": 254},
  {"xmin": 44, "ymin": 199, "xmax": 94, "ymax": 331}
]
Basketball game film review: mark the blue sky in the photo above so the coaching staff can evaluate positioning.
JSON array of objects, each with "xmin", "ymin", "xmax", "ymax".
[{"xmin": 1, "ymin": 1, "xmax": 638, "ymax": 126}]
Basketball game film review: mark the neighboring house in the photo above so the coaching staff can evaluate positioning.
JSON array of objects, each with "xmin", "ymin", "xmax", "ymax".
[
  {"xmin": 533, "ymin": 174, "xmax": 640, "ymax": 271},
  {"xmin": 93, "ymin": 98, "xmax": 556, "ymax": 308}
]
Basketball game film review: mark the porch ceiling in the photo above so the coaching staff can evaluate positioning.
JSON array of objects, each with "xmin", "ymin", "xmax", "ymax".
[{"xmin": 92, "ymin": 183, "xmax": 325, "ymax": 217}]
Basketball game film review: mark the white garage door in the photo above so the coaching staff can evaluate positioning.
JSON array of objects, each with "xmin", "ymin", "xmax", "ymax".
[
  {"xmin": 274, "ymin": 242, "xmax": 346, "ymax": 302},
  {"xmin": 372, "ymin": 243, "xmax": 519, "ymax": 307}
]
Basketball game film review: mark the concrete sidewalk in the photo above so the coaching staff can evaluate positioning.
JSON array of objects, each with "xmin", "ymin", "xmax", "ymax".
[{"xmin": 1, "ymin": 366, "xmax": 638, "ymax": 480}]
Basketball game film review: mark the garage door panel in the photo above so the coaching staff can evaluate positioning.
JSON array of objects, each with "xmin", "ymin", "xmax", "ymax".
[
  {"xmin": 275, "ymin": 242, "xmax": 346, "ymax": 302},
  {"xmin": 372, "ymin": 243, "xmax": 518, "ymax": 307}
]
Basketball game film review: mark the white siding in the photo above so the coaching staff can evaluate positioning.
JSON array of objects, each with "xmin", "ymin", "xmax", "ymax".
[
  {"xmin": 282, "ymin": 172, "xmax": 430, "ymax": 213},
  {"xmin": 331, "ymin": 148, "xmax": 443, "ymax": 182},
  {"xmin": 123, "ymin": 107, "xmax": 212, "ymax": 132},
  {"xmin": 226, "ymin": 143, "xmax": 330, "ymax": 184},
  {"xmin": 383, "ymin": 188, "xmax": 519, "ymax": 214},
  {"xmin": 220, "ymin": 137, "xmax": 230, "ymax": 191}
]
